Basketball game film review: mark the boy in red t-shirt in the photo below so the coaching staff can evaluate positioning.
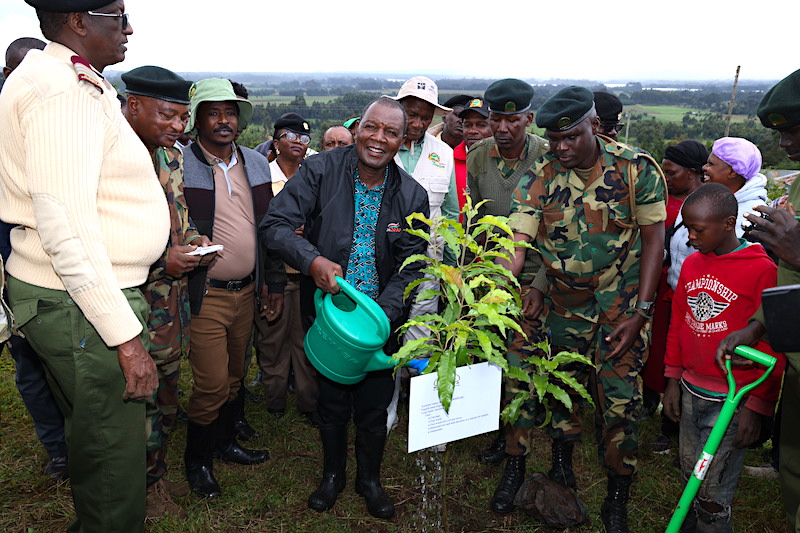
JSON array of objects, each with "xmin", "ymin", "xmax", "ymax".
[{"xmin": 663, "ymin": 183, "xmax": 785, "ymax": 532}]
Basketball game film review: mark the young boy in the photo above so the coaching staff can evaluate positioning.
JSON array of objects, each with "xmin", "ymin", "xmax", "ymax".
[{"xmin": 663, "ymin": 183, "xmax": 785, "ymax": 532}]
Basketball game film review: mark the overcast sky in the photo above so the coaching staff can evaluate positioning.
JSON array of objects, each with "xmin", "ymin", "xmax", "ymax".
[{"xmin": 0, "ymin": 0, "xmax": 795, "ymax": 84}]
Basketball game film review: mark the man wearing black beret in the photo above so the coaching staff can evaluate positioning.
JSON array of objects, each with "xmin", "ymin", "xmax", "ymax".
[
  {"xmin": 121, "ymin": 65, "xmax": 215, "ymax": 517},
  {"xmin": 0, "ymin": 2, "xmax": 171, "ymax": 531},
  {"xmin": 429, "ymin": 94, "xmax": 473, "ymax": 149},
  {"xmin": 594, "ymin": 91, "xmax": 625, "ymax": 139},
  {"xmin": 507, "ymin": 86, "xmax": 667, "ymax": 532},
  {"xmin": 466, "ymin": 79, "xmax": 550, "ymax": 514},
  {"xmin": 719, "ymin": 68, "xmax": 800, "ymax": 532}
]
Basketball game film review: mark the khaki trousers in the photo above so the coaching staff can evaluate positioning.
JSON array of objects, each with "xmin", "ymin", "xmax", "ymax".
[
  {"xmin": 187, "ymin": 284, "xmax": 254, "ymax": 424},
  {"xmin": 255, "ymin": 278, "xmax": 318, "ymax": 412}
]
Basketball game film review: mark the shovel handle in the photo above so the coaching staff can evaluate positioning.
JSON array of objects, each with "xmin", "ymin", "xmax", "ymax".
[{"xmin": 733, "ymin": 345, "xmax": 777, "ymax": 368}]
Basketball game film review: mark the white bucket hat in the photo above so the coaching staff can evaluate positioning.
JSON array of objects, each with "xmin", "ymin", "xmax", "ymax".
[{"xmin": 391, "ymin": 76, "xmax": 451, "ymax": 116}]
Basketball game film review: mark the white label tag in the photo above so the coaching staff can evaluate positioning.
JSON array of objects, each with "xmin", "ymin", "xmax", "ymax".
[{"xmin": 693, "ymin": 451, "xmax": 714, "ymax": 480}]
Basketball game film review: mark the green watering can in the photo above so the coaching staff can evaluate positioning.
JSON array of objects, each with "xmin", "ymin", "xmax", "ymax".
[{"xmin": 305, "ymin": 276, "xmax": 425, "ymax": 385}]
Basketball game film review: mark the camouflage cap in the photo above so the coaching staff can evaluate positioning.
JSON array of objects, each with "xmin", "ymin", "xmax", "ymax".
[
  {"xmin": 757, "ymin": 69, "xmax": 800, "ymax": 130},
  {"xmin": 121, "ymin": 66, "xmax": 193, "ymax": 105},
  {"xmin": 536, "ymin": 86, "xmax": 595, "ymax": 132},
  {"xmin": 484, "ymin": 79, "xmax": 534, "ymax": 115}
]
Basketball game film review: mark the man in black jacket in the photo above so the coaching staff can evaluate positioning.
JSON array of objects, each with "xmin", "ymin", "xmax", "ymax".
[{"xmin": 261, "ymin": 97, "xmax": 429, "ymax": 519}]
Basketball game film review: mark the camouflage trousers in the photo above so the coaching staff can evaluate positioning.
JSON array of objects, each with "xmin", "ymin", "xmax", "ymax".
[
  {"xmin": 145, "ymin": 341, "xmax": 182, "ymax": 486},
  {"xmin": 547, "ymin": 310, "xmax": 649, "ymax": 476},
  {"xmin": 503, "ymin": 315, "xmax": 548, "ymax": 456}
]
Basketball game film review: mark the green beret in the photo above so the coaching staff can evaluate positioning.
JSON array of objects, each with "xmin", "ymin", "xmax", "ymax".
[
  {"xmin": 757, "ymin": 69, "xmax": 800, "ymax": 130},
  {"xmin": 536, "ymin": 86, "xmax": 595, "ymax": 131},
  {"xmin": 484, "ymin": 78, "xmax": 534, "ymax": 115},
  {"xmin": 121, "ymin": 66, "xmax": 193, "ymax": 105},
  {"xmin": 25, "ymin": 0, "xmax": 115, "ymax": 12}
]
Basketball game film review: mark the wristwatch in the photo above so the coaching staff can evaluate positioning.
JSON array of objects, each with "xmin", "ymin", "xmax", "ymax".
[{"xmin": 635, "ymin": 300, "xmax": 654, "ymax": 315}]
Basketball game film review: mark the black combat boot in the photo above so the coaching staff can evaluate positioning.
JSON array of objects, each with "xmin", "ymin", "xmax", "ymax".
[
  {"xmin": 477, "ymin": 430, "xmax": 507, "ymax": 465},
  {"xmin": 490, "ymin": 454, "xmax": 526, "ymax": 514},
  {"xmin": 600, "ymin": 474, "xmax": 632, "ymax": 533},
  {"xmin": 547, "ymin": 439, "xmax": 576, "ymax": 490},
  {"xmin": 354, "ymin": 429, "xmax": 395, "ymax": 519},
  {"xmin": 308, "ymin": 426, "xmax": 348, "ymax": 512},
  {"xmin": 184, "ymin": 420, "xmax": 221, "ymax": 498},
  {"xmin": 214, "ymin": 400, "xmax": 268, "ymax": 465},
  {"xmin": 231, "ymin": 385, "xmax": 258, "ymax": 441}
]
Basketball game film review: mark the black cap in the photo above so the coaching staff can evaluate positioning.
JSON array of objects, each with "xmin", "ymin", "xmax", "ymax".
[
  {"xmin": 442, "ymin": 94, "xmax": 473, "ymax": 108},
  {"xmin": 25, "ymin": 0, "xmax": 115, "ymax": 12},
  {"xmin": 536, "ymin": 86, "xmax": 595, "ymax": 131},
  {"xmin": 274, "ymin": 112, "xmax": 311, "ymax": 134},
  {"xmin": 593, "ymin": 91, "xmax": 623, "ymax": 123},
  {"xmin": 121, "ymin": 66, "xmax": 193, "ymax": 105},
  {"xmin": 484, "ymin": 79, "xmax": 534, "ymax": 115},
  {"xmin": 458, "ymin": 97, "xmax": 489, "ymax": 119}
]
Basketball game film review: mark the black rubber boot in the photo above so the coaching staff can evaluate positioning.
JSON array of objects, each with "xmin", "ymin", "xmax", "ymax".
[
  {"xmin": 214, "ymin": 400, "xmax": 268, "ymax": 465},
  {"xmin": 547, "ymin": 439, "xmax": 576, "ymax": 490},
  {"xmin": 231, "ymin": 385, "xmax": 258, "ymax": 441},
  {"xmin": 308, "ymin": 426, "xmax": 348, "ymax": 512},
  {"xmin": 600, "ymin": 474, "xmax": 632, "ymax": 533},
  {"xmin": 354, "ymin": 429, "xmax": 395, "ymax": 519},
  {"xmin": 490, "ymin": 455, "xmax": 526, "ymax": 514},
  {"xmin": 477, "ymin": 430, "xmax": 507, "ymax": 465},
  {"xmin": 184, "ymin": 420, "xmax": 221, "ymax": 498}
]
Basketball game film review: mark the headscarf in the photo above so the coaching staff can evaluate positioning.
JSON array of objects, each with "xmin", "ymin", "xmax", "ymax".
[
  {"xmin": 663, "ymin": 140, "xmax": 709, "ymax": 175},
  {"xmin": 711, "ymin": 137, "xmax": 763, "ymax": 180}
]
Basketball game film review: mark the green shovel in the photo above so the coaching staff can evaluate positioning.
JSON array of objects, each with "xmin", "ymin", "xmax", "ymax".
[{"xmin": 665, "ymin": 345, "xmax": 777, "ymax": 533}]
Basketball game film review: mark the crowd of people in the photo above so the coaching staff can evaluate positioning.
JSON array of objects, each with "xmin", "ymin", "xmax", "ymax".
[{"xmin": 2, "ymin": 1, "xmax": 800, "ymax": 533}]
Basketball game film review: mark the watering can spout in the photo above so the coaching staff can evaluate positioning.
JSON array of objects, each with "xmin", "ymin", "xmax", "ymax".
[{"xmin": 363, "ymin": 352, "xmax": 398, "ymax": 373}]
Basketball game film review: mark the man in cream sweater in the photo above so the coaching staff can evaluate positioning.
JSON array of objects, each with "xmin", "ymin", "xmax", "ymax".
[{"xmin": 0, "ymin": 2, "xmax": 170, "ymax": 532}]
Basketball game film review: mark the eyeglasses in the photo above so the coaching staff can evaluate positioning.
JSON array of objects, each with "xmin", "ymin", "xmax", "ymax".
[
  {"xmin": 279, "ymin": 131, "xmax": 311, "ymax": 145},
  {"xmin": 86, "ymin": 11, "xmax": 130, "ymax": 30}
]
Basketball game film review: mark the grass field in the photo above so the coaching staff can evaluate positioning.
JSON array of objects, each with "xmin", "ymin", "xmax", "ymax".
[
  {"xmin": 249, "ymin": 95, "xmax": 338, "ymax": 105},
  {"xmin": 628, "ymin": 104, "xmax": 750, "ymax": 124},
  {"xmin": 0, "ymin": 353, "xmax": 789, "ymax": 533}
]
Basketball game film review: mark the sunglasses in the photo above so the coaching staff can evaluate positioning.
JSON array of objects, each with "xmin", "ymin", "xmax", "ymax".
[
  {"xmin": 602, "ymin": 122, "xmax": 625, "ymax": 134},
  {"xmin": 86, "ymin": 11, "xmax": 130, "ymax": 30},
  {"xmin": 279, "ymin": 131, "xmax": 311, "ymax": 145}
]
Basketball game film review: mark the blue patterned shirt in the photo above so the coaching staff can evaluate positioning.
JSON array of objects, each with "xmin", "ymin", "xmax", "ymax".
[{"xmin": 345, "ymin": 170, "xmax": 386, "ymax": 300}]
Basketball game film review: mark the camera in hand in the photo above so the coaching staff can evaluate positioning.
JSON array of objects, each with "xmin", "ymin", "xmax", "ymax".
[{"xmin": 742, "ymin": 211, "xmax": 773, "ymax": 233}]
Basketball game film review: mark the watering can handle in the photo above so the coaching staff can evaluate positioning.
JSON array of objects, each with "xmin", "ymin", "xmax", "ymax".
[
  {"xmin": 312, "ymin": 276, "xmax": 355, "ymax": 311},
  {"xmin": 733, "ymin": 345, "xmax": 777, "ymax": 368}
]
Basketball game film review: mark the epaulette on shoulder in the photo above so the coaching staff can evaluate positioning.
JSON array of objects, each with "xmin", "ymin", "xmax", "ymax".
[
  {"xmin": 70, "ymin": 56, "xmax": 104, "ymax": 93},
  {"xmin": 601, "ymin": 135, "xmax": 640, "ymax": 161}
]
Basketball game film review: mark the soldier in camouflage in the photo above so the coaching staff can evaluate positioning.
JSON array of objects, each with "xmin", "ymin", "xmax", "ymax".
[
  {"xmin": 507, "ymin": 87, "xmax": 666, "ymax": 533},
  {"xmin": 122, "ymin": 66, "xmax": 215, "ymax": 517}
]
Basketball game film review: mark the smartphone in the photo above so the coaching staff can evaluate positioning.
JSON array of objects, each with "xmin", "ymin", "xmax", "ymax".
[{"xmin": 762, "ymin": 284, "xmax": 800, "ymax": 352}]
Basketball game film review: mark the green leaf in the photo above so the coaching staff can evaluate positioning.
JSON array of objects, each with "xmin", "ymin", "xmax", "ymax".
[
  {"xmin": 436, "ymin": 351, "xmax": 457, "ymax": 413},
  {"xmin": 552, "ymin": 370, "xmax": 595, "ymax": 407},
  {"xmin": 531, "ymin": 374, "xmax": 549, "ymax": 402},
  {"xmin": 476, "ymin": 215, "xmax": 513, "ymax": 237},
  {"xmin": 474, "ymin": 329, "xmax": 493, "ymax": 359},
  {"xmin": 547, "ymin": 383, "xmax": 573, "ymax": 411},
  {"xmin": 506, "ymin": 365, "xmax": 531, "ymax": 383},
  {"xmin": 501, "ymin": 393, "xmax": 526, "ymax": 424},
  {"xmin": 399, "ymin": 253, "xmax": 432, "ymax": 273},
  {"xmin": 402, "ymin": 276, "xmax": 429, "ymax": 300}
]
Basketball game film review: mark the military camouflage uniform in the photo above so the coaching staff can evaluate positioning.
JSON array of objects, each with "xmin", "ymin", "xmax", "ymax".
[
  {"xmin": 509, "ymin": 137, "xmax": 666, "ymax": 475},
  {"xmin": 144, "ymin": 145, "xmax": 199, "ymax": 485}
]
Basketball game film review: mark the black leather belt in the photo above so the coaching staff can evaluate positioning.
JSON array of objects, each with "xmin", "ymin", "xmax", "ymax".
[{"xmin": 208, "ymin": 274, "xmax": 253, "ymax": 291}]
